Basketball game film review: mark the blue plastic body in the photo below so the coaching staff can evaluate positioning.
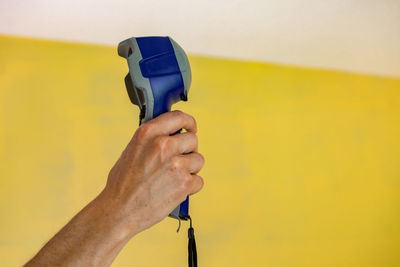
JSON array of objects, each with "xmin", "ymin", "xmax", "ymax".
[{"xmin": 136, "ymin": 37, "xmax": 189, "ymax": 218}]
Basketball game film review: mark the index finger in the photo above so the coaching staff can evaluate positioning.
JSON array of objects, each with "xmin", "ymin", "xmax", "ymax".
[{"xmin": 145, "ymin": 110, "xmax": 197, "ymax": 137}]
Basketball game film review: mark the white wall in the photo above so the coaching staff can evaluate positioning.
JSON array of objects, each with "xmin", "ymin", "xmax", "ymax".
[{"xmin": 0, "ymin": 0, "xmax": 399, "ymax": 77}]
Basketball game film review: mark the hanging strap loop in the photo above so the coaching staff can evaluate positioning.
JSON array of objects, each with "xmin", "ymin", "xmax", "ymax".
[{"xmin": 188, "ymin": 216, "xmax": 197, "ymax": 267}]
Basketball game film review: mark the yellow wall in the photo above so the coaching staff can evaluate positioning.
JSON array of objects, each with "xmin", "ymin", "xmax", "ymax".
[{"xmin": 1, "ymin": 35, "xmax": 400, "ymax": 267}]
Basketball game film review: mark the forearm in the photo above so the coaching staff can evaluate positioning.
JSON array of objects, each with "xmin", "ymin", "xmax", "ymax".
[
  {"xmin": 25, "ymin": 111, "xmax": 204, "ymax": 266},
  {"xmin": 25, "ymin": 191, "xmax": 132, "ymax": 267}
]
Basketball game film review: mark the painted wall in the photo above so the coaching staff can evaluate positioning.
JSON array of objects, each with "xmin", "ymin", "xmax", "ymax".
[
  {"xmin": 1, "ymin": 1, "xmax": 400, "ymax": 77},
  {"xmin": 0, "ymin": 36, "xmax": 399, "ymax": 267}
]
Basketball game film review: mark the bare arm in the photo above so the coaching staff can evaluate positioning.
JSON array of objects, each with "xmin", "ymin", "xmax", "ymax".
[{"xmin": 25, "ymin": 110, "xmax": 205, "ymax": 267}]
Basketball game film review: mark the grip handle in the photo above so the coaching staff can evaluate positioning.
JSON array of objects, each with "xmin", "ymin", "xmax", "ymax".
[
  {"xmin": 170, "ymin": 128, "xmax": 189, "ymax": 220},
  {"xmin": 141, "ymin": 113, "xmax": 189, "ymax": 221}
]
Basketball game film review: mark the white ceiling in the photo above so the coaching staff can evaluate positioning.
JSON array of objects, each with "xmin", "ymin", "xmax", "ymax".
[{"xmin": 0, "ymin": 0, "xmax": 399, "ymax": 77}]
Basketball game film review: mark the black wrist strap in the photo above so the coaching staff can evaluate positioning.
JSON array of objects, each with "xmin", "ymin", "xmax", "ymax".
[{"xmin": 188, "ymin": 216, "xmax": 197, "ymax": 267}]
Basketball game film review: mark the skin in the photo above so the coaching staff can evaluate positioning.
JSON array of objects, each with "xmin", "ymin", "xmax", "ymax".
[{"xmin": 25, "ymin": 110, "xmax": 205, "ymax": 267}]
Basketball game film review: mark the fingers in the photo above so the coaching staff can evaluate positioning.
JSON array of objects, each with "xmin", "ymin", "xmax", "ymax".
[
  {"xmin": 188, "ymin": 174, "xmax": 204, "ymax": 195},
  {"xmin": 178, "ymin": 152, "xmax": 205, "ymax": 174},
  {"xmin": 143, "ymin": 110, "xmax": 197, "ymax": 139},
  {"xmin": 168, "ymin": 153, "xmax": 205, "ymax": 197},
  {"xmin": 170, "ymin": 132, "xmax": 198, "ymax": 154}
]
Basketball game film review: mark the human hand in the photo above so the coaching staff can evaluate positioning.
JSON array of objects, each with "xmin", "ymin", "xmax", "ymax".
[{"xmin": 101, "ymin": 110, "xmax": 205, "ymax": 238}]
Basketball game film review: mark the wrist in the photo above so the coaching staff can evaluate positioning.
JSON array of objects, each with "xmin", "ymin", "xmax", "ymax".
[
  {"xmin": 80, "ymin": 191, "xmax": 135, "ymax": 265},
  {"xmin": 91, "ymin": 190, "xmax": 134, "ymax": 241},
  {"xmin": 96, "ymin": 186, "xmax": 150, "ymax": 238}
]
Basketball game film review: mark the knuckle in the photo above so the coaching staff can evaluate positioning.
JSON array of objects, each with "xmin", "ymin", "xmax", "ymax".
[
  {"xmin": 187, "ymin": 131, "xmax": 196, "ymax": 139},
  {"xmin": 178, "ymin": 110, "xmax": 190, "ymax": 124},
  {"xmin": 200, "ymin": 175, "xmax": 205, "ymax": 186},
  {"xmin": 163, "ymin": 137, "xmax": 174, "ymax": 151},
  {"xmin": 173, "ymin": 110, "xmax": 184, "ymax": 121},
  {"xmin": 197, "ymin": 153, "xmax": 205, "ymax": 166},
  {"xmin": 173, "ymin": 111, "xmax": 197, "ymax": 132},
  {"xmin": 191, "ymin": 133, "xmax": 199, "ymax": 146},
  {"xmin": 179, "ymin": 173, "xmax": 193, "ymax": 191},
  {"xmin": 136, "ymin": 123, "xmax": 152, "ymax": 139},
  {"xmin": 196, "ymin": 175, "xmax": 204, "ymax": 190},
  {"xmin": 168, "ymin": 156, "xmax": 182, "ymax": 172},
  {"xmin": 189, "ymin": 115, "xmax": 197, "ymax": 130},
  {"xmin": 154, "ymin": 136, "xmax": 168, "ymax": 152},
  {"xmin": 173, "ymin": 110, "xmax": 184, "ymax": 116},
  {"xmin": 185, "ymin": 113, "xmax": 196, "ymax": 130},
  {"xmin": 173, "ymin": 182, "xmax": 188, "ymax": 201},
  {"xmin": 172, "ymin": 173, "xmax": 193, "ymax": 201}
]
